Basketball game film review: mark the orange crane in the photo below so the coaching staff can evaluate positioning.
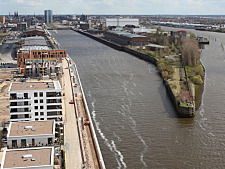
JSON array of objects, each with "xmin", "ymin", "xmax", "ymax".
[{"xmin": 18, "ymin": 39, "xmax": 56, "ymax": 76}]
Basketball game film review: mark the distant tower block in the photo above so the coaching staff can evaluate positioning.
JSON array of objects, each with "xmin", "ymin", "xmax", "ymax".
[{"xmin": 44, "ymin": 10, "xmax": 53, "ymax": 24}]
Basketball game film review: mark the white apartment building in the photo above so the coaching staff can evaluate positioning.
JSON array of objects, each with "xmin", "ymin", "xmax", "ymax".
[
  {"xmin": 7, "ymin": 121, "xmax": 55, "ymax": 148},
  {"xmin": 9, "ymin": 81, "xmax": 62, "ymax": 124},
  {"xmin": 1, "ymin": 147, "xmax": 54, "ymax": 169}
]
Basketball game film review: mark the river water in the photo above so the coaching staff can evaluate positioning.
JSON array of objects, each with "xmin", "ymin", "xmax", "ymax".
[{"xmin": 51, "ymin": 29, "xmax": 225, "ymax": 169}]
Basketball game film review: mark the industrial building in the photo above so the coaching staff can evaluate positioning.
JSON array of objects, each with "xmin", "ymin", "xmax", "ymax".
[
  {"xmin": 105, "ymin": 18, "xmax": 139, "ymax": 27},
  {"xmin": 24, "ymin": 26, "xmax": 46, "ymax": 37},
  {"xmin": 1, "ymin": 147, "xmax": 54, "ymax": 169},
  {"xmin": 7, "ymin": 121, "xmax": 55, "ymax": 148},
  {"xmin": 104, "ymin": 30, "xmax": 150, "ymax": 46},
  {"xmin": 9, "ymin": 81, "xmax": 62, "ymax": 124},
  {"xmin": 44, "ymin": 10, "xmax": 53, "ymax": 24}
]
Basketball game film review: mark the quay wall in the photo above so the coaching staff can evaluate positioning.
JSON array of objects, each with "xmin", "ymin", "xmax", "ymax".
[
  {"xmin": 163, "ymin": 80, "xmax": 195, "ymax": 117},
  {"xmin": 76, "ymin": 30, "xmax": 197, "ymax": 117},
  {"xmin": 68, "ymin": 56, "xmax": 106, "ymax": 169},
  {"xmin": 48, "ymin": 29, "xmax": 106, "ymax": 168}
]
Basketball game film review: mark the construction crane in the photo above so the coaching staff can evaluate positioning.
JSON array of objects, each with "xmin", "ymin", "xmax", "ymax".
[{"xmin": 18, "ymin": 39, "xmax": 57, "ymax": 77}]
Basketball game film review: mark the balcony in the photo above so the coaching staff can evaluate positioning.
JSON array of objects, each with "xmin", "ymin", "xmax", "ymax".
[
  {"xmin": 10, "ymin": 102, "xmax": 31, "ymax": 107},
  {"xmin": 9, "ymin": 96, "xmax": 31, "ymax": 101},
  {"xmin": 10, "ymin": 108, "xmax": 31, "ymax": 114},
  {"xmin": 47, "ymin": 111, "xmax": 62, "ymax": 116},
  {"xmin": 46, "ymin": 92, "xmax": 61, "ymax": 98},
  {"xmin": 47, "ymin": 105, "xmax": 62, "ymax": 110},
  {"xmin": 10, "ymin": 114, "xmax": 31, "ymax": 119},
  {"xmin": 47, "ymin": 99, "xmax": 62, "ymax": 104}
]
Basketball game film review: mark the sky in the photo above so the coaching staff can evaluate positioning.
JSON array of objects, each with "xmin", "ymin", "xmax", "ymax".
[{"xmin": 0, "ymin": 0, "xmax": 225, "ymax": 15}]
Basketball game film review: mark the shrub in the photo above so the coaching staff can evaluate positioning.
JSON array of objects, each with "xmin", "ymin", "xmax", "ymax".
[
  {"xmin": 192, "ymin": 75, "xmax": 203, "ymax": 85},
  {"xmin": 195, "ymin": 65, "xmax": 204, "ymax": 77}
]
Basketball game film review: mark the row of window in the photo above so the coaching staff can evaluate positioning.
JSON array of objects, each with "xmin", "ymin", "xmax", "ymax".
[
  {"xmin": 34, "ymin": 99, "xmax": 43, "ymax": 103},
  {"xmin": 34, "ymin": 92, "xmax": 43, "ymax": 97},
  {"xmin": 12, "ymin": 138, "xmax": 53, "ymax": 147},
  {"xmin": 35, "ymin": 112, "xmax": 44, "ymax": 116},
  {"xmin": 35, "ymin": 105, "xmax": 44, "ymax": 109}
]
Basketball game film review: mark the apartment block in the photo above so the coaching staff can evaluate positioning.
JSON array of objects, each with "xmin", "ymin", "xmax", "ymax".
[
  {"xmin": 7, "ymin": 121, "xmax": 55, "ymax": 148},
  {"xmin": 1, "ymin": 147, "xmax": 54, "ymax": 169},
  {"xmin": 9, "ymin": 81, "xmax": 62, "ymax": 124}
]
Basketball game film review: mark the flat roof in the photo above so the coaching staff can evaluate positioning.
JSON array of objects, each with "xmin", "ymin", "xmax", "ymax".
[
  {"xmin": 9, "ymin": 121, "xmax": 54, "ymax": 137},
  {"xmin": 9, "ymin": 81, "xmax": 61, "ymax": 91},
  {"xmin": 3, "ymin": 147, "xmax": 53, "ymax": 168},
  {"xmin": 24, "ymin": 36, "xmax": 47, "ymax": 46},
  {"xmin": 107, "ymin": 30, "xmax": 146, "ymax": 38}
]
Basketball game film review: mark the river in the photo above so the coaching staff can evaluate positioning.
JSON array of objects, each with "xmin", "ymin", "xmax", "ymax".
[{"xmin": 51, "ymin": 29, "xmax": 225, "ymax": 169}]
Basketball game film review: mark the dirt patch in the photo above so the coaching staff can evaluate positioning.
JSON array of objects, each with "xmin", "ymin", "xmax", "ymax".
[{"xmin": 0, "ymin": 81, "xmax": 10, "ymax": 123}]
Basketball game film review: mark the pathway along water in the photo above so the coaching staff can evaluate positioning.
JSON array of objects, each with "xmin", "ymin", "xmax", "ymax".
[{"xmin": 51, "ymin": 30, "xmax": 225, "ymax": 168}]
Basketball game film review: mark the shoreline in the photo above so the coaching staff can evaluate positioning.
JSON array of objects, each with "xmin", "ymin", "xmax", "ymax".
[{"xmin": 75, "ymin": 30, "xmax": 204, "ymax": 117}]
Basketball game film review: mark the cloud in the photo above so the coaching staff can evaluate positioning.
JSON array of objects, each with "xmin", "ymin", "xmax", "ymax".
[{"xmin": 1, "ymin": 0, "xmax": 225, "ymax": 15}]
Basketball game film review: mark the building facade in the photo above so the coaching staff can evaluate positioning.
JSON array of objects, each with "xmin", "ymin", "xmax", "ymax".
[
  {"xmin": 9, "ymin": 81, "xmax": 62, "ymax": 124},
  {"xmin": 44, "ymin": 10, "xmax": 53, "ymax": 24},
  {"xmin": 7, "ymin": 121, "xmax": 55, "ymax": 148},
  {"xmin": 104, "ymin": 30, "xmax": 150, "ymax": 46},
  {"xmin": 105, "ymin": 18, "xmax": 139, "ymax": 27}
]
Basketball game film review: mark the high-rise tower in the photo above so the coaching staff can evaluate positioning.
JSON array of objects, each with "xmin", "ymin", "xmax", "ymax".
[{"xmin": 44, "ymin": 10, "xmax": 53, "ymax": 24}]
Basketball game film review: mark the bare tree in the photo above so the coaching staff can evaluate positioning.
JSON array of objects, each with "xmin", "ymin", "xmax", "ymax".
[{"xmin": 181, "ymin": 38, "xmax": 200, "ymax": 66}]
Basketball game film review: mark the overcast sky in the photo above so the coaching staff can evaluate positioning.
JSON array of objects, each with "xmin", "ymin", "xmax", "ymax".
[{"xmin": 0, "ymin": 0, "xmax": 225, "ymax": 15}]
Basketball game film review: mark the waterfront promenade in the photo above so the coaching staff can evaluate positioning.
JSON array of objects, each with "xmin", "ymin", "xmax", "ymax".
[{"xmin": 62, "ymin": 59, "xmax": 83, "ymax": 169}]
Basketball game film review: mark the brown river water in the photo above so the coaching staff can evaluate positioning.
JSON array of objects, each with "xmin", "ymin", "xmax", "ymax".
[{"xmin": 51, "ymin": 28, "xmax": 225, "ymax": 169}]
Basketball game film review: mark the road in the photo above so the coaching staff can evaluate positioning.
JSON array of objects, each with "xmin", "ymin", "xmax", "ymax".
[{"xmin": 62, "ymin": 59, "xmax": 83, "ymax": 169}]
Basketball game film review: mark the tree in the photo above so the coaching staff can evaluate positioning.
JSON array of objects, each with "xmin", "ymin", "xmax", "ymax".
[{"xmin": 181, "ymin": 38, "xmax": 200, "ymax": 66}]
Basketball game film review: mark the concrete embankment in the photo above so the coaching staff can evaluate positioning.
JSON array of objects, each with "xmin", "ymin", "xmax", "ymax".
[
  {"xmin": 76, "ymin": 30, "xmax": 158, "ymax": 65},
  {"xmin": 76, "ymin": 30, "xmax": 198, "ymax": 117},
  {"xmin": 67, "ymin": 56, "xmax": 106, "ymax": 169},
  {"xmin": 163, "ymin": 80, "xmax": 195, "ymax": 117},
  {"xmin": 48, "ymin": 29, "xmax": 106, "ymax": 168}
]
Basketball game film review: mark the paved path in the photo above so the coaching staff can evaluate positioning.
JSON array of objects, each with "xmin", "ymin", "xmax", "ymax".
[{"xmin": 62, "ymin": 59, "xmax": 83, "ymax": 169}]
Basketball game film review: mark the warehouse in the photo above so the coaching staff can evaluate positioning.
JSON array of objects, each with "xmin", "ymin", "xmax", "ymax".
[{"xmin": 104, "ymin": 30, "xmax": 150, "ymax": 46}]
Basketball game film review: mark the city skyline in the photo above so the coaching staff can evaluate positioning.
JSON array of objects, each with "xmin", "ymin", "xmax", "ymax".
[{"xmin": 1, "ymin": 0, "xmax": 225, "ymax": 15}]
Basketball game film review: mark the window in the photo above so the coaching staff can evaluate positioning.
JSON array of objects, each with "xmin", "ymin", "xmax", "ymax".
[
  {"xmin": 32, "ymin": 139, "xmax": 35, "ymax": 146},
  {"xmin": 35, "ymin": 106, "xmax": 38, "ymax": 110},
  {"xmin": 35, "ymin": 112, "xmax": 38, "ymax": 116},
  {"xmin": 39, "ymin": 92, "xmax": 43, "ymax": 97},
  {"xmin": 40, "ymin": 112, "xmax": 44, "ymax": 116},
  {"xmin": 40, "ymin": 106, "xmax": 43, "ymax": 109},
  {"xmin": 35, "ymin": 118, "xmax": 39, "ymax": 120},
  {"xmin": 40, "ymin": 118, "xmax": 44, "ymax": 120},
  {"xmin": 12, "ymin": 140, "xmax": 17, "ymax": 147},
  {"xmin": 34, "ymin": 100, "xmax": 38, "ymax": 103},
  {"xmin": 40, "ymin": 99, "xmax": 43, "ymax": 103},
  {"xmin": 48, "ymin": 138, "xmax": 52, "ymax": 144},
  {"xmin": 21, "ymin": 139, "xmax": 26, "ymax": 147},
  {"xmin": 34, "ymin": 92, "xmax": 38, "ymax": 97}
]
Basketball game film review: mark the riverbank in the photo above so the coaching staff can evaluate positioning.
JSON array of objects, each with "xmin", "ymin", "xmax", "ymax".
[
  {"xmin": 75, "ymin": 30, "xmax": 205, "ymax": 117},
  {"xmin": 48, "ymin": 30, "xmax": 106, "ymax": 168}
]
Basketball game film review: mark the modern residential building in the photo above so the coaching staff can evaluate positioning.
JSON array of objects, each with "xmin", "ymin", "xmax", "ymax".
[
  {"xmin": 104, "ymin": 30, "xmax": 150, "ymax": 46},
  {"xmin": 44, "ymin": 10, "xmax": 53, "ymax": 24},
  {"xmin": 17, "ymin": 36, "xmax": 67, "ymax": 68},
  {"xmin": 105, "ymin": 18, "xmax": 139, "ymax": 27},
  {"xmin": 1, "ymin": 147, "xmax": 54, "ymax": 169},
  {"xmin": 9, "ymin": 81, "xmax": 62, "ymax": 124},
  {"xmin": 24, "ymin": 58, "xmax": 62, "ymax": 78},
  {"xmin": 7, "ymin": 121, "xmax": 55, "ymax": 148}
]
